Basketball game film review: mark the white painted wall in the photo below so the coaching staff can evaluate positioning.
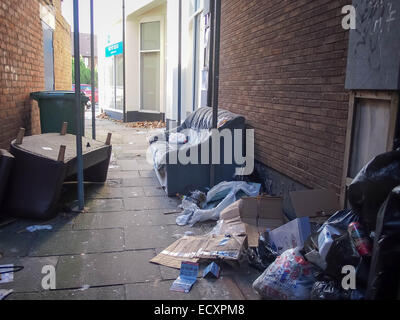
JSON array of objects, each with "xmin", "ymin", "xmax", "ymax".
[
  {"xmin": 126, "ymin": 3, "xmax": 167, "ymax": 113},
  {"xmin": 98, "ymin": 0, "xmax": 209, "ymax": 121}
]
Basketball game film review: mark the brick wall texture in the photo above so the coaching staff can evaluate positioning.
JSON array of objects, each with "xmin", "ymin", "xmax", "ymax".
[
  {"xmin": 219, "ymin": 0, "xmax": 350, "ymax": 193},
  {"xmin": 0, "ymin": 0, "xmax": 71, "ymax": 149},
  {"xmin": 53, "ymin": 0, "xmax": 72, "ymax": 91}
]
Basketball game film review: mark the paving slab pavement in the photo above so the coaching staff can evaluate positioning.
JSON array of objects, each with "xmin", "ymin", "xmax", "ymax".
[{"xmin": 0, "ymin": 114, "xmax": 261, "ymax": 300}]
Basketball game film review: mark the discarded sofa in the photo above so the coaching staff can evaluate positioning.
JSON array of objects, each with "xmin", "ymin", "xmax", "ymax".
[
  {"xmin": 3, "ymin": 132, "xmax": 112, "ymax": 220},
  {"xmin": 0, "ymin": 149, "xmax": 14, "ymax": 213},
  {"xmin": 148, "ymin": 107, "xmax": 246, "ymax": 196}
]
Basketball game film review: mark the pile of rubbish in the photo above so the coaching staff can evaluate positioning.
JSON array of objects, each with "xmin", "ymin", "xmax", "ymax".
[{"xmin": 151, "ymin": 150, "xmax": 400, "ymax": 299}]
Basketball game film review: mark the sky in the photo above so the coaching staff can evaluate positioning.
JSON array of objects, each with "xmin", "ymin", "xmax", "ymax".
[{"xmin": 62, "ymin": 0, "xmax": 123, "ymax": 34}]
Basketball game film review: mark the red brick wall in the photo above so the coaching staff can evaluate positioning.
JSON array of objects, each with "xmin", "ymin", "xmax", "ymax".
[
  {"xmin": 0, "ymin": 0, "xmax": 71, "ymax": 149},
  {"xmin": 0, "ymin": 0, "xmax": 44, "ymax": 149},
  {"xmin": 219, "ymin": 0, "xmax": 350, "ymax": 193}
]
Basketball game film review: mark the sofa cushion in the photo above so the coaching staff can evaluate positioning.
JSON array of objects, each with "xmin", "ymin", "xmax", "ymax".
[{"xmin": 182, "ymin": 107, "xmax": 245, "ymax": 130}]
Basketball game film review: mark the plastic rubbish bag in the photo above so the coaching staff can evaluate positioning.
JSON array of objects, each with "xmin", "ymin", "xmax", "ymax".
[
  {"xmin": 366, "ymin": 185, "xmax": 400, "ymax": 300},
  {"xmin": 310, "ymin": 279, "xmax": 364, "ymax": 300},
  {"xmin": 317, "ymin": 210, "xmax": 360, "ymax": 233},
  {"xmin": 348, "ymin": 150, "xmax": 400, "ymax": 230},
  {"xmin": 176, "ymin": 181, "xmax": 261, "ymax": 226},
  {"xmin": 303, "ymin": 210, "xmax": 359, "ymax": 270},
  {"xmin": 247, "ymin": 234, "xmax": 279, "ymax": 271},
  {"xmin": 253, "ymin": 248, "xmax": 317, "ymax": 300}
]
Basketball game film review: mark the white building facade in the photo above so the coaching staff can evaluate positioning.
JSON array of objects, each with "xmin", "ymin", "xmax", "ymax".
[{"xmin": 98, "ymin": 0, "xmax": 212, "ymax": 124}]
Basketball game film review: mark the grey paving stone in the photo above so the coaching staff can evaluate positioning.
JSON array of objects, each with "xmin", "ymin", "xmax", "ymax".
[
  {"xmin": 0, "ymin": 256, "xmax": 58, "ymax": 293},
  {"xmin": 143, "ymin": 186, "xmax": 166, "ymax": 197},
  {"xmin": 29, "ymin": 229, "xmax": 124, "ymax": 256},
  {"xmin": 6, "ymin": 285, "xmax": 125, "ymax": 300},
  {"xmin": 107, "ymin": 170, "xmax": 140, "ymax": 179},
  {"xmin": 85, "ymin": 184, "xmax": 126, "ymax": 199},
  {"xmin": 124, "ymin": 197, "xmax": 178, "ymax": 211},
  {"xmin": 121, "ymin": 177, "xmax": 160, "ymax": 187},
  {"xmin": 0, "ymin": 228, "xmax": 36, "ymax": 258},
  {"xmin": 85, "ymin": 185, "xmax": 144, "ymax": 199},
  {"xmin": 139, "ymin": 170, "xmax": 157, "ymax": 178},
  {"xmin": 86, "ymin": 199, "xmax": 124, "ymax": 212},
  {"xmin": 74, "ymin": 210, "xmax": 177, "ymax": 230},
  {"xmin": 117, "ymin": 160, "xmax": 140, "ymax": 171},
  {"xmin": 125, "ymin": 225, "xmax": 203, "ymax": 250},
  {"xmin": 125, "ymin": 277, "xmax": 244, "ymax": 300},
  {"xmin": 56, "ymin": 250, "xmax": 161, "ymax": 289}
]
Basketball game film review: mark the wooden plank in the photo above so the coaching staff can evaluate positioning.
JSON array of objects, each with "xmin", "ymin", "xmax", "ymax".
[
  {"xmin": 340, "ymin": 92, "xmax": 355, "ymax": 207},
  {"xmin": 354, "ymin": 90, "xmax": 393, "ymax": 101},
  {"xmin": 387, "ymin": 92, "xmax": 399, "ymax": 151}
]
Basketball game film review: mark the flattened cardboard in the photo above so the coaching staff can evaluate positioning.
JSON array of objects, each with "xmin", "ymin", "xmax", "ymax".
[
  {"xmin": 290, "ymin": 189, "xmax": 340, "ymax": 218},
  {"xmin": 150, "ymin": 234, "xmax": 245, "ymax": 269}
]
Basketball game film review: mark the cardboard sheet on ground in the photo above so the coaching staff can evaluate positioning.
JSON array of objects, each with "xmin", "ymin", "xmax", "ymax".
[{"xmin": 150, "ymin": 234, "xmax": 246, "ymax": 269}]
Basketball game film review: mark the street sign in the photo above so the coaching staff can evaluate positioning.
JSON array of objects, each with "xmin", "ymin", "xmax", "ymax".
[{"xmin": 105, "ymin": 41, "xmax": 123, "ymax": 57}]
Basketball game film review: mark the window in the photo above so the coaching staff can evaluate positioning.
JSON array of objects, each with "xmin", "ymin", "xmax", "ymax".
[{"xmin": 140, "ymin": 21, "xmax": 161, "ymax": 112}]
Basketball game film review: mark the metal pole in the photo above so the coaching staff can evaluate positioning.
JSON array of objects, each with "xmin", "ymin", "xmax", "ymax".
[
  {"xmin": 210, "ymin": 0, "xmax": 221, "ymax": 188},
  {"xmin": 207, "ymin": 0, "xmax": 215, "ymax": 108},
  {"xmin": 192, "ymin": 0, "xmax": 199, "ymax": 112},
  {"xmin": 73, "ymin": 0, "xmax": 85, "ymax": 211},
  {"xmin": 90, "ymin": 0, "xmax": 96, "ymax": 139},
  {"xmin": 177, "ymin": 0, "xmax": 182, "ymax": 126},
  {"xmin": 122, "ymin": 0, "xmax": 127, "ymax": 122}
]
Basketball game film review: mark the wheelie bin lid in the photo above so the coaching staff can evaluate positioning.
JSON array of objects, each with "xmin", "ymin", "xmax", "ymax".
[{"xmin": 30, "ymin": 91, "xmax": 89, "ymax": 102}]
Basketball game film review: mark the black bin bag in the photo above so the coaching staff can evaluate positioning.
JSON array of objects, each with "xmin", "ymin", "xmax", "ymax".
[
  {"xmin": 348, "ymin": 150, "xmax": 400, "ymax": 230},
  {"xmin": 366, "ymin": 186, "xmax": 400, "ymax": 300}
]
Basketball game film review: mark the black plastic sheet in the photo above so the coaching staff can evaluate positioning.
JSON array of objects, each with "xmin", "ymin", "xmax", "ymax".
[{"xmin": 348, "ymin": 150, "xmax": 400, "ymax": 230}]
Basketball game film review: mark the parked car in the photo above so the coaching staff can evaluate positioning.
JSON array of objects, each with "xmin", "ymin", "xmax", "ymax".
[{"xmin": 72, "ymin": 84, "xmax": 99, "ymax": 104}]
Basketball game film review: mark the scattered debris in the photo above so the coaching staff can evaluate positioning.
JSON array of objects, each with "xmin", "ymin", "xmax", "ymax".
[
  {"xmin": 0, "ymin": 264, "xmax": 23, "ymax": 284},
  {"xmin": 203, "ymin": 262, "xmax": 220, "ymax": 279},
  {"xmin": 79, "ymin": 285, "xmax": 91, "ymax": 291},
  {"xmin": 0, "ymin": 289, "xmax": 13, "ymax": 300},
  {"xmin": 176, "ymin": 181, "xmax": 261, "ymax": 226},
  {"xmin": 97, "ymin": 113, "xmax": 166, "ymax": 129},
  {"xmin": 26, "ymin": 225, "xmax": 53, "ymax": 233},
  {"xmin": 170, "ymin": 261, "xmax": 199, "ymax": 293}
]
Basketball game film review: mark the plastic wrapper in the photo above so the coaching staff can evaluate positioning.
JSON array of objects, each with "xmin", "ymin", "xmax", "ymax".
[
  {"xmin": 253, "ymin": 248, "xmax": 317, "ymax": 300},
  {"xmin": 348, "ymin": 150, "xmax": 400, "ymax": 230},
  {"xmin": 247, "ymin": 234, "xmax": 279, "ymax": 271},
  {"xmin": 310, "ymin": 279, "xmax": 364, "ymax": 300},
  {"xmin": 176, "ymin": 181, "xmax": 261, "ymax": 226}
]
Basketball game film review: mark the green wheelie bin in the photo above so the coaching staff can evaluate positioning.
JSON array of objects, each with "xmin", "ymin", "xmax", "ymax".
[{"xmin": 30, "ymin": 91, "xmax": 89, "ymax": 135}]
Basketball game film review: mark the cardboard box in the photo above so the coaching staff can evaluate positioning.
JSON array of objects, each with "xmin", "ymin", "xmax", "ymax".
[
  {"xmin": 290, "ymin": 189, "xmax": 340, "ymax": 220},
  {"xmin": 221, "ymin": 196, "xmax": 286, "ymax": 247},
  {"xmin": 268, "ymin": 217, "xmax": 312, "ymax": 254}
]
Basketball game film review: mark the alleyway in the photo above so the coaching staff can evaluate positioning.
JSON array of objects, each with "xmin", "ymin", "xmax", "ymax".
[{"xmin": 0, "ymin": 114, "xmax": 261, "ymax": 300}]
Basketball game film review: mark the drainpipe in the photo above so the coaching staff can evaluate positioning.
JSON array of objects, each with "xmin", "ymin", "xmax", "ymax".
[
  {"xmin": 122, "ymin": 0, "xmax": 127, "ymax": 122},
  {"xmin": 177, "ymin": 0, "xmax": 182, "ymax": 126},
  {"xmin": 90, "ymin": 0, "xmax": 96, "ymax": 139},
  {"xmin": 210, "ymin": 0, "xmax": 221, "ymax": 188},
  {"xmin": 207, "ymin": 0, "xmax": 215, "ymax": 108},
  {"xmin": 73, "ymin": 0, "xmax": 85, "ymax": 211}
]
